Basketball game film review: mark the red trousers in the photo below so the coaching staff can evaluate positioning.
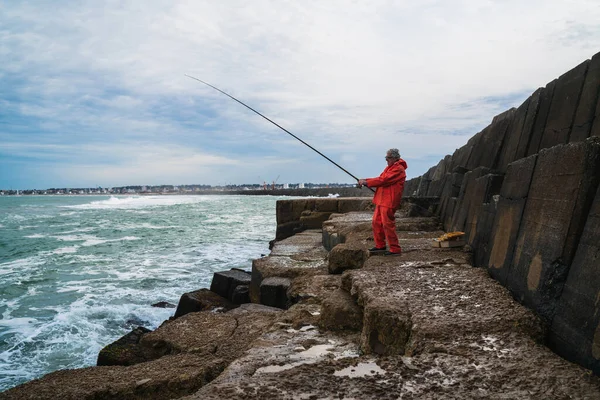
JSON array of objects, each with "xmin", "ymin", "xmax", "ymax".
[{"xmin": 372, "ymin": 205, "xmax": 401, "ymax": 253}]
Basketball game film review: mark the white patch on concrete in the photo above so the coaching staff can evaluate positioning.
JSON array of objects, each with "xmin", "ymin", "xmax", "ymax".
[{"xmin": 333, "ymin": 361, "xmax": 386, "ymax": 378}]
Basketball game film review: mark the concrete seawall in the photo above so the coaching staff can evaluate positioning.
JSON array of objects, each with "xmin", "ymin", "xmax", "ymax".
[{"xmin": 405, "ymin": 50, "xmax": 600, "ymax": 374}]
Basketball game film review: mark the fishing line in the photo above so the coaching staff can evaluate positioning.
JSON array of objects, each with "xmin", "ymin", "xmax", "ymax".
[{"xmin": 185, "ymin": 75, "xmax": 374, "ymax": 192}]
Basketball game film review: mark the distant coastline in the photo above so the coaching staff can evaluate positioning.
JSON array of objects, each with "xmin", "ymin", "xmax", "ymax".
[{"xmin": 0, "ymin": 187, "xmax": 373, "ymax": 198}]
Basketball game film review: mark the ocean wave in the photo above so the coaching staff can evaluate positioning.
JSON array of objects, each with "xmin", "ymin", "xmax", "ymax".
[
  {"xmin": 63, "ymin": 195, "xmax": 208, "ymax": 210},
  {"xmin": 24, "ymin": 234, "xmax": 46, "ymax": 239}
]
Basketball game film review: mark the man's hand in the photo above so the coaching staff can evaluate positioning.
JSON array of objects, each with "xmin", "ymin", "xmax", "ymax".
[{"xmin": 357, "ymin": 179, "xmax": 368, "ymax": 187}]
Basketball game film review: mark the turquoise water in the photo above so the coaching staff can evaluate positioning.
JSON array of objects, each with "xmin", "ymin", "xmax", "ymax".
[{"xmin": 0, "ymin": 195, "xmax": 285, "ymax": 391}]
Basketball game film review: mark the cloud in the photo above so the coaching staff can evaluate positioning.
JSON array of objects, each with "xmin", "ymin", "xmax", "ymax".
[{"xmin": 2, "ymin": 0, "xmax": 600, "ymax": 188}]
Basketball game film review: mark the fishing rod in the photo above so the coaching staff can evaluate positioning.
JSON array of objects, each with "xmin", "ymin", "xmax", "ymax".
[{"xmin": 185, "ymin": 74, "xmax": 374, "ymax": 193}]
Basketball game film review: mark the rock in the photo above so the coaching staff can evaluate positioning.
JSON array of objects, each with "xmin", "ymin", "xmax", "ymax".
[
  {"xmin": 96, "ymin": 326, "xmax": 152, "ymax": 366},
  {"xmin": 151, "ymin": 301, "xmax": 176, "ymax": 308},
  {"xmin": 260, "ymin": 277, "xmax": 291, "ymax": 309},
  {"xmin": 319, "ymin": 289, "xmax": 363, "ymax": 331},
  {"xmin": 210, "ymin": 269, "xmax": 251, "ymax": 302},
  {"xmin": 173, "ymin": 288, "xmax": 236, "ymax": 319},
  {"xmin": 328, "ymin": 243, "xmax": 367, "ymax": 274}
]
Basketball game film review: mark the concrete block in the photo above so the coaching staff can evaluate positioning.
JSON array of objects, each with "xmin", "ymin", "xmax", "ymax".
[
  {"xmin": 403, "ymin": 177, "xmax": 421, "ymax": 197},
  {"xmin": 497, "ymin": 97, "xmax": 531, "ymax": 172},
  {"xmin": 451, "ymin": 167, "xmax": 490, "ymax": 232},
  {"xmin": 507, "ymin": 138, "xmax": 600, "ymax": 321},
  {"xmin": 231, "ymin": 285, "xmax": 250, "ymax": 305},
  {"xmin": 360, "ymin": 298, "xmax": 412, "ymax": 355},
  {"xmin": 539, "ymin": 60, "xmax": 589, "ymax": 150},
  {"xmin": 527, "ymin": 80, "xmax": 557, "ymax": 156},
  {"xmin": 443, "ymin": 197, "xmax": 457, "ymax": 232},
  {"xmin": 260, "ymin": 277, "xmax": 291, "ymax": 309},
  {"xmin": 487, "ymin": 156, "xmax": 538, "ymax": 284},
  {"xmin": 515, "ymin": 88, "xmax": 542, "ymax": 161},
  {"xmin": 464, "ymin": 174, "xmax": 504, "ymax": 248},
  {"xmin": 467, "ymin": 111, "xmax": 514, "ymax": 170},
  {"xmin": 174, "ymin": 288, "xmax": 236, "ymax": 318},
  {"xmin": 452, "ymin": 132, "xmax": 481, "ymax": 172},
  {"xmin": 328, "ymin": 243, "xmax": 368, "ymax": 274},
  {"xmin": 571, "ymin": 52, "xmax": 600, "ymax": 142},
  {"xmin": 472, "ymin": 201, "xmax": 499, "ymax": 268},
  {"xmin": 97, "ymin": 327, "xmax": 151, "ymax": 366},
  {"xmin": 313, "ymin": 198, "xmax": 339, "ymax": 212},
  {"xmin": 210, "ymin": 269, "xmax": 251, "ymax": 302},
  {"xmin": 319, "ymin": 289, "xmax": 363, "ymax": 331},
  {"xmin": 299, "ymin": 210, "xmax": 332, "ymax": 229},
  {"xmin": 549, "ymin": 184, "xmax": 600, "ymax": 374}
]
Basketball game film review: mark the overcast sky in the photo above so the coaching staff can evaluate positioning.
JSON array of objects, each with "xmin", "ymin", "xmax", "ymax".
[{"xmin": 2, "ymin": 0, "xmax": 600, "ymax": 189}]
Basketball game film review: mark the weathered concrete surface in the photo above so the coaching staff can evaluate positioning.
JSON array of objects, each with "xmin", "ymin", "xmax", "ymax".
[
  {"xmin": 0, "ymin": 353, "xmax": 226, "ymax": 400},
  {"xmin": 275, "ymin": 198, "xmax": 372, "ymax": 240},
  {"xmin": 97, "ymin": 327, "xmax": 152, "ymax": 366},
  {"xmin": 571, "ymin": 52, "xmax": 600, "ymax": 142},
  {"xmin": 507, "ymin": 138, "xmax": 600, "ymax": 321},
  {"xmin": 463, "ymin": 173, "xmax": 503, "ymax": 246},
  {"xmin": 451, "ymin": 167, "xmax": 491, "ymax": 232},
  {"xmin": 173, "ymin": 288, "xmax": 236, "ymax": 318},
  {"xmin": 328, "ymin": 242, "xmax": 368, "ymax": 274},
  {"xmin": 260, "ymin": 277, "xmax": 291, "ymax": 309},
  {"xmin": 287, "ymin": 274, "xmax": 342, "ymax": 305},
  {"xmin": 515, "ymin": 87, "xmax": 543, "ymax": 160},
  {"xmin": 181, "ymin": 222, "xmax": 600, "ymax": 399},
  {"xmin": 250, "ymin": 230, "xmax": 327, "ymax": 304},
  {"xmin": 209, "ymin": 269, "xmax": 250, "ymax": 303},
  {"xmin": 139, "ymin": 304, "xmax": 281, "ymax": 362},
  {"xmin": 487, "ymin": 155, "xmax": 538, "ymax": 284},
  {"xmin": 527, "ymin": 79, "xmax": 557, "ymax": 156},
  {"xmin": 319, "ymin": 288, "xmax": 363, "ymax": 331},
  {"xmin": 467, "ymin": 110, "xmax": 514, "ymax": 170},
  {"xmin": 497, "ymin": 97, "xmax": 531, "ymax": 172},
  {"xmin": 540, "ymin": 60, "xmax": 589, "ymax": 150},
  {"xmin": 550, "ymin": 184, "xmax": 600, "ymax": 374}
]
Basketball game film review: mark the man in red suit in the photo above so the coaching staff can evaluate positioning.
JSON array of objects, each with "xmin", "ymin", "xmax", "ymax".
[{"xmin": 358, "ymin": 148, "xmax": 407, "ymax": 256}]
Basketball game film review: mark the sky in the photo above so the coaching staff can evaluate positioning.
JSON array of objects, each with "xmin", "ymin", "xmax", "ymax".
[{"xmin": 2, "ymin": 1, "xmax": 600, "ymax": 190}]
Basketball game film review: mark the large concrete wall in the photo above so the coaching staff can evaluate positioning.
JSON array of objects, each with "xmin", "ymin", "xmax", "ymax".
[{"xmin": 405, "ymin": 51, "xmax": 600, "ymax": 374}]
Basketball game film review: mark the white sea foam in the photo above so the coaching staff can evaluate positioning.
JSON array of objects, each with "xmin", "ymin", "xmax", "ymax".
[
  {"xmin": 52, "ymin": 246, "xmax": 79, "ymax": 255},
  {"xmin": 64, "ymin": 195, "xmax": 207, "ymax": 210},
  {"xmin": 24, "ymin": 233, "xmax": 46, "ymax": 239}
]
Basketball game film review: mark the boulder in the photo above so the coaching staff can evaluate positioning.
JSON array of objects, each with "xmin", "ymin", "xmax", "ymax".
[{"xmin": 151, "ymin": 301, "xmax": 175, "ymax": 308}]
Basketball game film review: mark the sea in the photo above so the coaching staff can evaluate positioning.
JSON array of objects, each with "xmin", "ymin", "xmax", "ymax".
[{"xmin": 0, "ymin": 194, "xmax": 292, "ymax": 392}]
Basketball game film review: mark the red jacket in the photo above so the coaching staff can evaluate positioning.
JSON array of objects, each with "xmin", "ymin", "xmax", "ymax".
[{"xmin": 366, "ymin": 158, "xmax": 407, "ymax": 209}]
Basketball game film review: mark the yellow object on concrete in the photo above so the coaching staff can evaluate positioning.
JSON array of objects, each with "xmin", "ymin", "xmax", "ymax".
[{"xmin": 432, "ymin": 232, "xmax": 466, "ymax": 248}]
